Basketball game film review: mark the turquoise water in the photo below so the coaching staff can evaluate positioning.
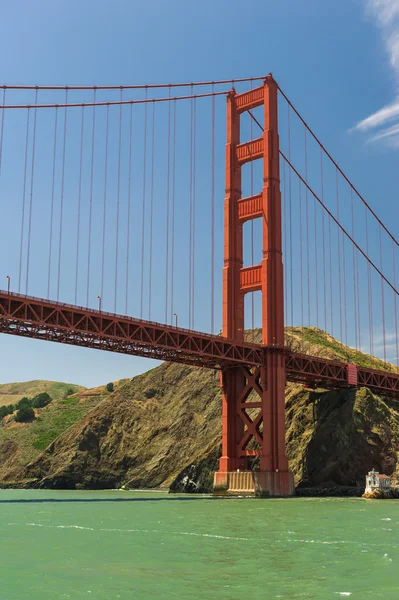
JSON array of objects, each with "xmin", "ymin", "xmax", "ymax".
[{"xmin": 1, "ymin": 490, "xmax": 398, "ymax": 599}]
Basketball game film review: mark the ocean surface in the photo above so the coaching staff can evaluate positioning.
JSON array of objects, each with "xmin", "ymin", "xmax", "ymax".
[{"xmin": 0, "ymin": 490, "xmax": 398, "ymax": 599}]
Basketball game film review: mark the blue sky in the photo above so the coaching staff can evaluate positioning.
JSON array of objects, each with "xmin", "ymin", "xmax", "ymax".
[{"xmin": 0, "ymin": 0, "xmax": 398, "ymax": 388}]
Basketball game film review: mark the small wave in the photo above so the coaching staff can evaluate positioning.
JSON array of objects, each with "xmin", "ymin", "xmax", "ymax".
[
  {"xmin": 381, "ymin": 518, "xmax": 392, "ymax": 521},
  {"xmin": 336, "ymin": 594, "xmax": 351, "ymax": 597},
  {"xmin": 20, "ymin": 522, "xmax": 249, "ymax": 541}
]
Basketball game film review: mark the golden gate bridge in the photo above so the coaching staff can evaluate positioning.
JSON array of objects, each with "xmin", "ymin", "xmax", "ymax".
[{"xmin": 0, "ymin": 74, "xmax": 398, "ymax": 496}]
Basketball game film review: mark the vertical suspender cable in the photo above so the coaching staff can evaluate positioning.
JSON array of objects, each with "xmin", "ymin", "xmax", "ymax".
[
  {"xmin": 26, "ymin": 89, "xmax": 38, "ymax": 295},
  {"xmin": 379, "ymin": 224, "xmax": 387, "ymax": 362},
  {"xmin": 211, "ymin": 86, "xmax": 215, "ymax": 334},
  {"xmin": 148, "ymin": 101, "xmax": 155, "ymax": 320},
  {"xmin": 342, "ymin": 202, "xmax": 348, "ymax": 348},
  {"xmin": 189, "ymin": 88, "xmax": 193, "ymax": 328},
  {"xmin": 171, "ymin": 99, "xmax": 176, "ymax": 323},
  {"xmin": 140, "ymin": 88, "xmax": 148, "ymax": 319},
  {"xmin": 336, "ymin": 169, "xmax": 343, "ymax": 346},
  {"xmin": 392, "ymin": 240, "xmax": 398, "ymax": 366},
  {"xmin": 350, "ymin": 188, "xmax": 358, "ymax": 349},
  {"xmin": 48, "ymin": 108, "xmax": 59, "ymax": 299},
  {"xmin": 314, "ymin": 178, "xmax": 319, "ymax": 330},
  {"xmin": 87, "ymin": 89, "xmax": 96, "ymax": 307},
  {"xmin": 114, "ymin": 89, "xmax": 123, "ymax": 313},
  {"xmin": 192, "ymin": 96, "xmax": 197, "ymax": 329},
  {"xmin": 299, "ymin": 178, "xmax": 304, "ymax": 346},
  {"xmin": 328, "ymin": 213, "xmax": 333, "ymax": 337},
  {"xmin": 320, "ymin": 148, "xmax": 327, "ymax": 334},
  {"xmin": 101, "ymin": 104, "xmax": 110, "ymax": 301},
  {"xmin": 365, "ymin": 208, "xmax": 373, "ymax": 355},
  {"xmin": 19, "ymin": 109, "xmax": 30, "ymax": 293},
  {"xmin": 165, "ymin": 87, "xmax": 171, "ymax": 322},
  {"xmin": 125, "ymin": 103, "xmax": 133, "ymax": 316},
  {"xmin": 288, "ymin": 105, "xmax": 293, "ymax": 326},
  {"xmin": 305, "ymin": 127, "xmax": 310, "ymax": 328},
  {"xmin": 0, "ymin": 88, "xmax": 5, "ymax": 175},
  {"xmin": 283, "ymin": 160, "xmax": 287, "ymax": 319},
  {"xmin": 56, "ymin": 89, "xmax": 68, "ymax": 301},
  {"xmin": 74, "ymin": 106, "xmax": 84, "ymax": 305}
]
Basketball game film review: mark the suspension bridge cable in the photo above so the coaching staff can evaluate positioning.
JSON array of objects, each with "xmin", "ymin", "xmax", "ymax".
[
  {"xmin": 0, "ymin": 90, "xmax": 229, "ymax": 110},
  {"xmin": 350, "ymin": 189, "xmax": 359, "ymax": 349},
  {"xmin": 165, "ymin": 87, "xmax": 171, "ymax": 323},
  {"xmin": 211, "ymin": 86, "xmax": 215, "ymax": 335},
  {"xmin": 365, "ymin": 207, "xmax": 373, "ymax": 355},
  {"xmin": 26, "ymin": 89, "xmax": 38, "ymax": 295},
  {"xmin": 393, "ymin": 240, "xmax": 399, "ymax": 366},
  {"xmin": 277, "ymin": 85, "xmax": 399, "ymax": 248},
  {"xmin": 192, "ymin": 96, "xmax": 197, "ymax": 330},
  {"xmin": 148, "ymin": 101, "xmax": 155, "ymax": 320},
  {"xmin": 189, "ymin": 88, "xmax": 193, "ymax": 329},
  {"xmin": 299, "ymin": 178, "xmax": 304, "ymax": 347},
  {"xmin": 305, "ymin": 127, "xmax": 310, "ymax": 327},
  {"xmin": 140, "ymin": 88, "xmax": 148, "ymax": 319},
  {"xmin": 283, "ymin": 160, "xmax": 288, "ymax": 324},
  {"xmin": 86, "ymin": 89, "xmax": 96, "ymax": 307},
  {"xmin": 18, "ymin": 108, "xmax": 30, "ymax": 293},
  {"xmin": 342, "ymin": 211, "xmax": 348, "ymax": 347},
  {"xmin": 171, "ymin": 100, "xmax": 176, "ymax": 324},
  {"xmin": 320, "ymin": 148, "xmax": 327, "ymax": 334},
  {"xmin": 125, "ymin": 102, "xmax": 133, "ymax": 316},
  {"xmin": 56, "ymin": 90, "xmax": 68, "ymax": 301},
  {"xmin": 288, "ymin": 105, "xmax": 293, "ymax": 327},
  {"xmin": 379, "ymin": 224, "xmax": 387, "ymax": 363},
  {"xmin": 280, "ymin": 150, "xmax": 399, "ymax": 296},
  {"xmin": 2, "ymin": 75, "xmax": 267, "ymax": 91},
  {"xmin": 336, "ymin": 168, "xmax": 343, "ymax": 347},
  {"xmin": 313, "ymin": 169, "xmax": 319, "ymax": 330},
  {"xmin": 114, "ymin": 89, "xmax": 123, "ymax": 313},
  {"xmin": 75, "ymin": 106, "xmax": 85, "ymax": 306},
  {"xmin": 48, "ymin": 108, "xmax": 59, "ymax": 299},
  {"xmin": 101, "ymin": 104, "xmax": 110, "ymax": 302}
]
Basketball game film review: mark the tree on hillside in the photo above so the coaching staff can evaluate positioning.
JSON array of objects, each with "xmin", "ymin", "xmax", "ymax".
[
  {"xmin": 16, "ymin": 397, "xmax": 33, "ymax": 410},
  {"xmin": 32, "ymin": 392, "xmax": 52, "ymax": 408},
  {"xmin": 15, "ymin": 405, "xmax": 35, "ymax": 422},
  {"xmin": 106, "ymin": 382, "xmax": 114, "ymax": 393}
]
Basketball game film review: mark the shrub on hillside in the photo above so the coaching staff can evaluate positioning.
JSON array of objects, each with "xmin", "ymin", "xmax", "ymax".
[
  {"xmin": 16, "ymin": 397, "xmax": 33, "ymax": 410},
  {"xmin": 32, "ymin": 392, "xmax": 52, "ymax": 408},
  {"xmin": 15, "ymin": 406, "xmax": 35, "ymax": 423},
  {"xmin": 0, "ymin": 404, "xmax": 14, "ymax": 419},
  {"xmin": 106, "ymin": 382, "xmax": 114, "ymax": 393}
]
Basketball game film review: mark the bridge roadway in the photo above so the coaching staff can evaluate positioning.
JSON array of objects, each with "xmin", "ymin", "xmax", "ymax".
[{"xmin": 0, "ymin": 290, "xmax": 398, "ymax": 398}]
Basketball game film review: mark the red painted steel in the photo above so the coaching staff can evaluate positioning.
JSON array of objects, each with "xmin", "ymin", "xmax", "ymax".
[
  {"xmin": 217, "ymin": 76, "xmax": 292, "ymax": 493},
  {"xmin": 0, "ymin": 291, "xmax": 399, "ymax": 397},
  {"xmin": 0, "ymin": 291, "xmax": 263, "ymax": 369}
]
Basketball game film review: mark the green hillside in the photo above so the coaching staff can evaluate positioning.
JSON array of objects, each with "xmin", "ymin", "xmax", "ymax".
[{"xmin": 0, "ymin": 380, "xmax": 86, "ymax": 407}]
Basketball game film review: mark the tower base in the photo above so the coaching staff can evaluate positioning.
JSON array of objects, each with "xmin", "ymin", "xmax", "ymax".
[{"xmin": 213, "ymin": 470, "xmax": 294, "ymax": 497}]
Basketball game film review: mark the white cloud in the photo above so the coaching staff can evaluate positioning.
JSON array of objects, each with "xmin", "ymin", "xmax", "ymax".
[{"xmin": 353, "ymin": 0, "xmax": 399, "ymax": 145}]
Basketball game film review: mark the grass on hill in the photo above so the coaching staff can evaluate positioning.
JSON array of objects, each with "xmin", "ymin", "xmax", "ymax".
[{"xmin": 0, "ymin": 380, "xmax": 86, "ymax": 407}]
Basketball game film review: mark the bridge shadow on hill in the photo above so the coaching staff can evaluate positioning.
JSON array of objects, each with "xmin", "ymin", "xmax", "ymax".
[{"xmin": 0, "ymin": 495, "xmax": 234, "ymax": 504}]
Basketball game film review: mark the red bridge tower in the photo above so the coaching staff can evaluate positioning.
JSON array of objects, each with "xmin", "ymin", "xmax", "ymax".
[{"xmin": 214, "ymin": 75, "xmax": 294, "ymax": 496}]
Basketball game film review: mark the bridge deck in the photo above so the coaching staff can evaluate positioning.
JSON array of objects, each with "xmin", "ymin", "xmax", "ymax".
[{"xmin": 0, "ymin": 291, "xmax": 398, "ymax": 398}]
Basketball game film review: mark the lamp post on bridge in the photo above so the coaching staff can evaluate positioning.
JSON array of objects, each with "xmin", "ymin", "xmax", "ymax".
[
  {"xmin": 6, "ymin": 276, "xmax": 10, "ymax": 294},
  {"xmin": 97, "ymin": 295, "xmax": 102, "ymax": 312},
  {"xmin": 173, "ymin": 313, "xmax": 178, "ymax": 328}
]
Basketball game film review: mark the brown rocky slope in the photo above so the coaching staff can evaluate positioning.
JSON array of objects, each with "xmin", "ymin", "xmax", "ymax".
[{"xmin": 2, "ymin": 328, "xmax": 399, "ymax": 492}]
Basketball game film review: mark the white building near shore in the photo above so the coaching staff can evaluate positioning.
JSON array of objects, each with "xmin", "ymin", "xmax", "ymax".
[{"xmin": 365, "ymin": 469, "xmax": 391, "ymax": 494}]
